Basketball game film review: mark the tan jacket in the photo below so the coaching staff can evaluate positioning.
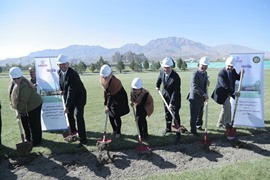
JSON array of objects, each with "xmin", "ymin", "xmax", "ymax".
[{"xmin": 130, "ymin": 88, "xmax": 154, "ymax": 116}]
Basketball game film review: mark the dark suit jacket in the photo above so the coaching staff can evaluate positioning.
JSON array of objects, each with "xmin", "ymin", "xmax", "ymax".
[
  {"xmin": 211, "ymin": 68, "xmax": 240, "ymax": 104},
  {"xmin": 156, "ymin": 70, "xmax": 181, "ymax": 109},
  {"xmin": 58, "ymin": 67, "xmax": 87, "ymax": 108},
  {"xmin": 187, "ymin": 69, "xmax": 208, "ymax": 104}
]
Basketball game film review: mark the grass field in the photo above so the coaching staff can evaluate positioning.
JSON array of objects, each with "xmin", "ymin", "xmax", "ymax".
[{"xmin": 0, "ymin": 68, "xmax": 269, "ymax": 157}]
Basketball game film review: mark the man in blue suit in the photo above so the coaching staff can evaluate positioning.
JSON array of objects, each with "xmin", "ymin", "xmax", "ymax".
[
  {"xmin": 156, "ymin": 57, "xmax": 181, "ymax": 142},
  {"xmin": 211, "ymin": 56, "xmax": 244, "ymax": 128}
]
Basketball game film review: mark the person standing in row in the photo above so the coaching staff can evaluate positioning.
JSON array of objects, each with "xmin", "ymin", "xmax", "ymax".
[
  {"xmin": 212, "ymin": 56, "xmax": 244, "ymax": 128},
  {"xmin": 100, "ymin": 64, "xmax": 129, "ymax": 139},
  {"xmin": 156, "ymin": 57, "xmax": 181, "ymax": 142},
  {"xmin": 130, "ymin": 78, "xmax": 154, "ymax": 140},
  {"xmin": 57, "ymin": 54, "xmax": 87, "ymax": 148},
  {"xmin": 187, "ymin": 56, "xmax": 210, "ymax": 136},
  {"xmin": 0, "ymin": 100, "xmax": 2, "ymax": 146},
  {"xmin": 8, "ymin": 67, "xmax": 42, "ymax": 146},
  {"xmin": 28, "ymin": 67, "xmax": 37, "ymax": 87}
]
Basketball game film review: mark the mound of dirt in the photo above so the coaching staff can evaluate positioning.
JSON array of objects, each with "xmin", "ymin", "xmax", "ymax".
[{"xmin": 1, "ymin": 132, "xmax": 269, "ymax": 179}]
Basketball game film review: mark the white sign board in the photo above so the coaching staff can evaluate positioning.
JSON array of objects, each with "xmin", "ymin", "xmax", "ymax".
[
  {"xmin": 230, "ymin": 53, "xmax": 264, "ymax": 128},
  {"xmin": 35, "ymin": 57, "xmax": 68, "ymax": 131}
]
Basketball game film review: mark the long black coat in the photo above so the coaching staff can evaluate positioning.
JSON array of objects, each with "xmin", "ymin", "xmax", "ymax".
[
  {"xmin": 58, "ymin": 67, "xmax": 87, "ymax": 108},
  {"xmin": 156, "ymin": 70, "xmax": 181, "ymax": 109},
  {"xmin": 211, "ymin": 68, "xmax": 240, "ymax": 104}
]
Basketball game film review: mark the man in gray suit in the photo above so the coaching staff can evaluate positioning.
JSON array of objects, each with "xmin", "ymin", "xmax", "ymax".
[{"xmin": 187, "ymin": 57, "xmax": 210, "ymax": 136}]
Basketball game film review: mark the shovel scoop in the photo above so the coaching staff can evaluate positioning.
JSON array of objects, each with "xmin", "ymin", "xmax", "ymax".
[{"xmin": 16, "ymin": 118, "xmax": 32, "ymax": 155}]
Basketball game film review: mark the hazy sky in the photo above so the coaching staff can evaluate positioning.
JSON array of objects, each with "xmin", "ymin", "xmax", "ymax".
[{"xmin": 0, "ymin": 0, "xmax": 269, "ymax": 59}]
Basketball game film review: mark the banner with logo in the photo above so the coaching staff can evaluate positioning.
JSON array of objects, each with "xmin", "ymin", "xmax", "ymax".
[
  {"xmin": 230, "ymin": 53, "xmax": 264, "ymax": 128},
  {"xmin": 35, "ymin": 57, "xmax": 68, "ymax": 131}
]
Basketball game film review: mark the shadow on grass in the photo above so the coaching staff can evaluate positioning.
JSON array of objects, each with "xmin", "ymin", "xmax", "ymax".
[{"xmin": 0, "ymin": 144, "xmax": 18, "ymax": 179}]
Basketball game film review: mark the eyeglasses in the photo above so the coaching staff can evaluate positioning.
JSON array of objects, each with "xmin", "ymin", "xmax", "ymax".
[{"xmin": 12, "ymin": 77, "xmax": 21, "ymax": 80}]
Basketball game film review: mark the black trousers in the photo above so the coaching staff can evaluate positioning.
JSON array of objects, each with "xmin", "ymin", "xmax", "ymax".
[
  {"xmin": 136, "ymin": 105, "xmax": 148, "ymax": 137},
  {"xmin": 189, "ymin": 99, "xmax": 204, "ymax": 133},
  {"xmin": 109, "ymin": 115, "xmax": 122, "ymax": 134},
  {"xmin": 68, "ymin": 104, "xmax": 86, "ymax": 142},
  {"xmin": 164, "ymin": 104, "xmax": 180, "ymax": 130},
  {"xmin": 21, "ymin": 104, "xmax": 42, "ymax": 146},
  {"xmin": 0, "ymin": 110, "xmax": 2, "ymax": 145}
]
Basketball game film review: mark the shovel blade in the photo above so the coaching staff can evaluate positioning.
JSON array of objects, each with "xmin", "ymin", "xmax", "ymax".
[
  {"xmin": 16, "ymin": 142, "xmax": 33, "ymax": 155},
  {"xmin": 226, "ymin": 126, "xmax": 236, "ymax": 140},
  {"xmin": 97, "ymin": 136, "xmax": 112, "ymax": 144},
  {"xmin": 135, "ymin": 143, "xmax": 151, "ymax": 154},
  {"xmin": 200, "ymin": 133, "xmax": 211, "ymax": 146}
]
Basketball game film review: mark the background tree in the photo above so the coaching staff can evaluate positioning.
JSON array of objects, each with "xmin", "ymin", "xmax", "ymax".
[
  {"xmin": 176, "ymin": 58, "xmax": 183, "ymax": 70},
  {"xmin": 96, "ymin": 56, "xmax": 108, "ymax": 70},
  {"xmin": 129, "ymin": 60, "xmax": 136, "ymax": 71},
  {"xmin": 143, "ymin": 60, "xmax": 149, "ymax": 71},
  {"xmin": 150, "ymin": 61, "xmax": 161, "ymax": 71},
  {"xmin": 181, "ymin": 61, "xmax": 188, "ymax": 71},
  {"xmin": 89, "ymin": 63, "xmax": 96, "ymax": 72},
  {"xmin": 116, "ymin": 60, "xmax": 125, "ymax": 73},
  {"xmin": 0, "ymin": 66, "xmax": 2, "ymax": 74},
  {"xmin": 74, "ymin": 61, "xmax": 87, "ymax": 74}
]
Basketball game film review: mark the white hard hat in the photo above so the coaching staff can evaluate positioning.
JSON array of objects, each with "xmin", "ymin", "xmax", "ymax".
[
  {"xmin": 199, "ymin": 56, "xmax": 210, "ymax": 65},
  {"xmin": 100, "ymin": 64, "xmax": 112, "ymax": 77},
  {"xmin": 9, "ymin": 67, "xmax": 23, "ymax": 79},
  {"xmin": 56, "ymin": 54, "xmax": 69, "ymax": 64},
  {"xmin": 225, "ymin": 56, "xmax": 235, "ymax": 66},
  {"xmin": 131, "ymin": 78, "xmax": 143, "ymax": 89},
  {"xmin": 161, "ymin": 57, "xmax": 174, "ymax": 67}
]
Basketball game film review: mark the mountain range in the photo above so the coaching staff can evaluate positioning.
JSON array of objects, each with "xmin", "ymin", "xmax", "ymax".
[{"xmin": 0, "ymin": 37, "xmax": 268, "ymax": 66}]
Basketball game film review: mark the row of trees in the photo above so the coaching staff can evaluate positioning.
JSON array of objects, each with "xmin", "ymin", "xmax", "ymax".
[{"xmin": 0, "ymin": 56, "xmax": 188, "ymax": 75}]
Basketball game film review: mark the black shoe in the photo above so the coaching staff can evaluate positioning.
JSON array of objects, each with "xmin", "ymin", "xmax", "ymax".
[
  {"xmin": 162, "ymin": 129, "xmax": 171, "ymax": 136},
  {"xmin": 197, "ymin": 126, "xmax": 203, "ymax": 131}
]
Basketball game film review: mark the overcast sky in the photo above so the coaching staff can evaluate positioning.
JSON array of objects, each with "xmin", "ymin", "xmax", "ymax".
[{"xmin": 0, "ymin": 0, "xmax": 269, "ymax": 59}]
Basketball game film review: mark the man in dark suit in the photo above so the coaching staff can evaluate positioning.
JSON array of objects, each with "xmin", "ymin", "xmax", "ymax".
[
  {"xmin": 187, "ymin": 57, "xmax": 210, "ymax": 136},
  {"xmin": 57, "ymin": 54, "xmax": 87, "ymax": 147},
  {"xmin": 156, "ymin": 57, "xmax": 181, "ymax": 142},
  {"xmin": 211, "ymin": 56, "xmax": 243, "ymax": 128}
]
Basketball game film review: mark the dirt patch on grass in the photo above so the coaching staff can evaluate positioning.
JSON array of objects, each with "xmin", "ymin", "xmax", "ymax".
[{"xmin": 1, "ymin": 132, "xmax": 270, "ymax": 179}]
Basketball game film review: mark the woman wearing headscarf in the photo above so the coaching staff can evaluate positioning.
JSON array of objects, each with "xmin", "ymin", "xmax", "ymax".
[{"xmin": 100, "ymin": 65, "xmax": 129, "ymax": 138}]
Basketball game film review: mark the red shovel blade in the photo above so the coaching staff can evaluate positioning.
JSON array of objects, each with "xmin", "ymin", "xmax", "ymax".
[
  {"xmin": 226, "ymin": 126, "xmax": 236, "ymax": 140},
  {"xmin": 135, "ymin": 142, "xmax": 151, "ymax": 154},
  {"xmin": 97, "ymin": 134, "xmax": 112, "ymax": 144},
  {"xmin": 200, "ymin": 132, "xmax": 211, "ymax": 146}
]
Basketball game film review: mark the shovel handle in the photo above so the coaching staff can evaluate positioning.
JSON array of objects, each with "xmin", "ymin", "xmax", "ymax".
[
  {"xmin": 61, "ymin": 95, "xmax": 72, "ymax": 134},
  {"xmin": 231, "ymin": 68, "xmax": 244, "ymax": 125},
  {"xmin": 104, "ymin": 112, "xmax": 109, "ymax": 133},
  {"xmin": 204, "ymin": 84, "xmax": 209, "ymax": 133},
  {"xmin": 17, "ymin": 118, "xmax": 25, "ymax": 142},
  {"xmin": 131, "ymin": 106, "xmax": 142, "ymax": 142},
  {"xmin": 158, "ymin": 90, "xmax": 175, "ymax": 120}
]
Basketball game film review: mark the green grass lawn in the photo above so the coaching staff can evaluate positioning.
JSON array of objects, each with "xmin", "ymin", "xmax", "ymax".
[{"xmin": 0, "ymin": 68, "xmax": 269, "ymax": 157}]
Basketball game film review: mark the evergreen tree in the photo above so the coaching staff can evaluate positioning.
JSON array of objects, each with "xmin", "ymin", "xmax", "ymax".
[
  {"xmin": 116, "ymin": 60, "xmax": 125, "ymax": 73},
  {"xmin": 143, "ymin": 60, "xmax": 149, "ymax": 71}
]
